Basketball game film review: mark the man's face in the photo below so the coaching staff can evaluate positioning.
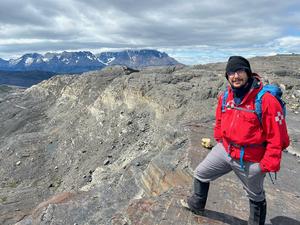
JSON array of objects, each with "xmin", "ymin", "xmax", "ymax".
[{"xmin": 227, "ymin": 69, "xmax": 249, "ymax": 88}]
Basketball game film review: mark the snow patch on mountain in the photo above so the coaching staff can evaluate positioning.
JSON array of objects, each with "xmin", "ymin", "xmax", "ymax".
[
  {"xmin": 97, "ymin": 58, "xmax": 107, "ymax": 65},
  {"xmin": 62, "ymin": 58, "xmax": 70, "ymax": 64},
  {"xmin": 87, "ymin": 55, "xmax": 94, "ymax": 61},
  {"xmin": 36, "ymin": 58, "xmax": 43, "ymax": 63},
  {"xmin": 25, "ymin": 57, "xmax": 34, "ymax": 66},
  {"xmin": 107, "ymin": 57, "xmax": 115, "ymax": 63}
]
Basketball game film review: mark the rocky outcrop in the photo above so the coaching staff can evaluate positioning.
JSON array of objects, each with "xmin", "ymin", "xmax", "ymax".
[{"xmin": 0, "ymin": 56, "xmax": 299, "ymax": 225}]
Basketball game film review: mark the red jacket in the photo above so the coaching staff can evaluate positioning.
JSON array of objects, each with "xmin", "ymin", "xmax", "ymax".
[{"xmin": 214, "ymin": 76, "xmax": 290, "ymax": 172}]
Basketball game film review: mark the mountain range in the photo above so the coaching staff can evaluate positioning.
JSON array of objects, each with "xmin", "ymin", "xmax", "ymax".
[{"xmin": 0, "ymin": 49, "xmax": 181, "ymax": 74}]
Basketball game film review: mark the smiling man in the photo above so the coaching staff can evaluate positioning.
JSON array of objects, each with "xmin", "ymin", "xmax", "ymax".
[
  {"xmin": 225, "ymin": 56, "xmax": 256, "ymax": 106},
  {"xmin": 228, "ymin": 68, "xmax": 249, "ymax": 87},
  {"xmin": 182, "ymin": 56, "xmax": 290, "ymax": 225}
]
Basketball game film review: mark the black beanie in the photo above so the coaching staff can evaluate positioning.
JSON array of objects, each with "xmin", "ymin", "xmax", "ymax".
[{"xmin": 225, "ymin": 56, "xmax": 252, "ymax": 78}]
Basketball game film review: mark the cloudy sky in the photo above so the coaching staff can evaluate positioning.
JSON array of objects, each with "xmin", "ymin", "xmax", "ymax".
[{"xmin": 1, "ymin": 0, "xmax": 300, "ymax": 64}]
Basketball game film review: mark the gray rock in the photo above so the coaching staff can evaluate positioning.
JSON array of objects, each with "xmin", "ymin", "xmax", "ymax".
[{"xmin": 0, "ymin": 57, "xmax": 299, "ymax": 225}]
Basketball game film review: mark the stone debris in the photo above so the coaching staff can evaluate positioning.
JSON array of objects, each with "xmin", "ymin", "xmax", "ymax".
[{"xmin": 103, "ymin": 159, "xmax": 110, "ymax": 165}]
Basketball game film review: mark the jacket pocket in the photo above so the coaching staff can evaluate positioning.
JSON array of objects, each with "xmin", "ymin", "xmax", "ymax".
[{"xmin": 236, "ymin": 112, "xmax": 261, "ymax": 140}]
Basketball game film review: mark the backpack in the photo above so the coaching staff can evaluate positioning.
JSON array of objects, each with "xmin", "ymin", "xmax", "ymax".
[{"xmin": 221, "ymin": 84, "xmax": 286, "ymax": 124}]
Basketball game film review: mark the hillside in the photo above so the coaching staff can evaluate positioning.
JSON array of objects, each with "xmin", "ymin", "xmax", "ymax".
[{"xmin": 0, "ymin": 55, "xmax": 299, "ymax": 225}]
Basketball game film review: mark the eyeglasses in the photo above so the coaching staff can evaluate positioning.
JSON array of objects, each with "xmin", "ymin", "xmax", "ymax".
[{"xmin": 227, "ymin": 69, "xmax": 246, "ymax": 77}]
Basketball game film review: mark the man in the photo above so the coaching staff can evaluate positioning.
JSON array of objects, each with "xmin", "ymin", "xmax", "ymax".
[{"xmin": 182, "ymin": 56, "xmax": 290, "ymax": 225}]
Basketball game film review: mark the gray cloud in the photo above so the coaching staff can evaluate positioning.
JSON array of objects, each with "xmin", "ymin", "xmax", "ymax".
[
  {"xmin": 0, "ymin": 40, "xmax": 134, "ymax": 53},
  {"xmin": 0, "ymin": 0, "xmax": 299, "ymax": 63}
]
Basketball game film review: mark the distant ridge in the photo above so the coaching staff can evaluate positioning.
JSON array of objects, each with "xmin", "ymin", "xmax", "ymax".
[
  {"xmin": 0, "ymin": 49, "xmax": 182, "ymax": 87},
  {"xmin": 97, "ymin": 49, "xmax": 180, "ymax": 68},
  {"xmin": 0, "ymin": 49, "xmax": 181, "ymax": 74},
  {"xmin": 275, "ymin": 53, "xmax": 300, "ymax": 56}
]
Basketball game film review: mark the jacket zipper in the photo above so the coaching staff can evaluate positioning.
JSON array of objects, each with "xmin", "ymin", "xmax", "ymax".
[{"xmin": 228, "ymin": 100, "xmax": 238, "ymax": 134}]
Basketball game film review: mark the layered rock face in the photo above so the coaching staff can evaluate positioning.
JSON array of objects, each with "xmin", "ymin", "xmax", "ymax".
[{"xmin": 0, "ymin": 56, "xmax": 299, "ymax": 225}]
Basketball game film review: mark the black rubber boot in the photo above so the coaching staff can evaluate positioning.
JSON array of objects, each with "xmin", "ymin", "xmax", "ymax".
[
  {"xmin": 186, "ymin": 178, "xmax": 209, "ymax": 215},
  {"xmin": 248, "ymin": 199, "xmax": 267, "ymax": 225}
]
